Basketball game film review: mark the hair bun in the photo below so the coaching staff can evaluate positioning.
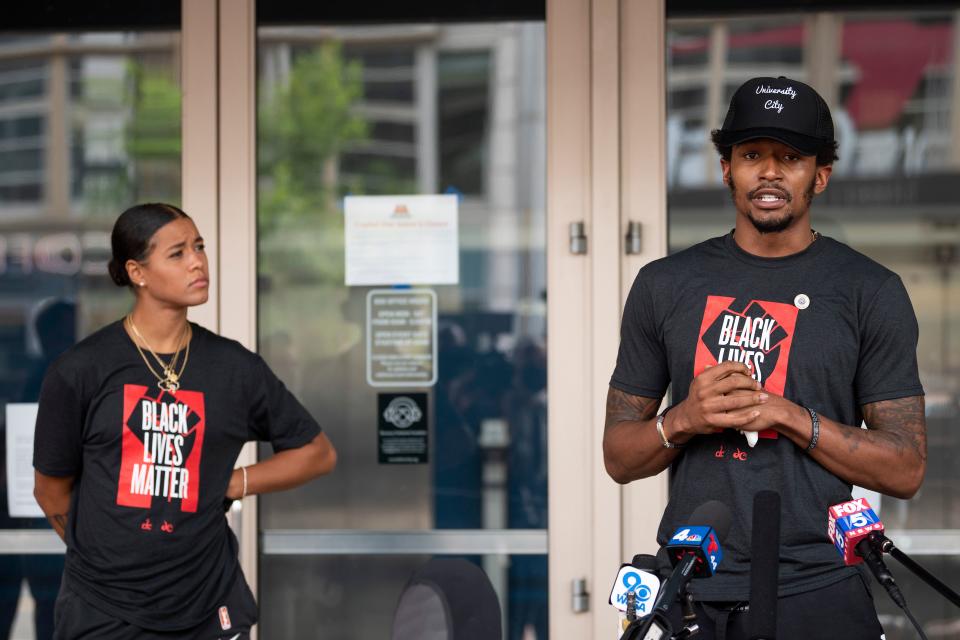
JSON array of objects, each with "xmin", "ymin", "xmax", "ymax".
[{"xmin": 107, "ymin": 259, "xmax": 130, "ymax": 287}]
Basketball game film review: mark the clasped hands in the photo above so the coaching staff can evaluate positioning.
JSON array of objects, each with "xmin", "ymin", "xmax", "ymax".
[{"xmin": 664, "ymin": 361, "xmax": 801, "ymax": 444}]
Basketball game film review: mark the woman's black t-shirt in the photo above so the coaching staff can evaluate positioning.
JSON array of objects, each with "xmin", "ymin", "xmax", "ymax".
[{"xmin": 33, "ymin": 321, "xmax": 321, "ymax": 631}]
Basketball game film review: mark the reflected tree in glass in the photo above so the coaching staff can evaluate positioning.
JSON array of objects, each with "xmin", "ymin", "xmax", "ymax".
[
  {"xmin": 259, "ymin": 42, "xmax": 366, "ymax": 236},
  {"xmin": 257, "ymin": 41, "xmax": 369, "ymax": 373},
  {"xmin": 126, "ymin": 61, "xmax": 181, "ymax": 203},
  {"xmin": 78, "ymin": 59, "xmax": 181, "ymax": 218}
]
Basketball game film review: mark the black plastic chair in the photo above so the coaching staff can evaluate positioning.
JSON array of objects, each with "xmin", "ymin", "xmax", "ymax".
[{"xmin": 390, "ymin": 558, "xmax": 503, "ymax": 640}]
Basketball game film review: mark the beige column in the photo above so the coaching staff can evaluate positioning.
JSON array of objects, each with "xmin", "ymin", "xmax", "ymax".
[
  {"xmin": 547, "ymin": 0, "xmax": 594, "ymax": 636},
  {"xmin": 217, "ymin": 5, "xmax": 259, "ymax": 637},
  {"xmin": 182, "ymin": 0, "xmax": 219, "ymax": 330},
  {"xmin": 590, "ymin": 0, "xmax": 623, "ymax": 635},
  {"xmin": 805, "ymin": 12, "xmax": 842, "ymax": 108},
  {"xmin": 45, "ymin": 35, "xmax": 70, "ymax": 218},
  {"xmin": 703, "ymin": 23, "xmax": 728, "ymax": 183},
  {"xmin": 218, "ymin": 1, "xmax": 257, "ymax": 349},
  {"xmin": 950, "ymin": 11, "xmax": 960, "ymax": 168},
  {"xmin": 620, "ymin": 0, "xmax": 670, "ymax": 559}
]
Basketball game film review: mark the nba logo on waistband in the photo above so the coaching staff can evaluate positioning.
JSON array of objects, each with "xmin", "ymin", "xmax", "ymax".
[{"xmin": 219, "ymin": 605, "xmax": 232, "ymax": 630}]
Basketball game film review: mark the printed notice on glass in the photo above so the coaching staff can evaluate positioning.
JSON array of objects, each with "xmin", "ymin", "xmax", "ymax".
[
  {"xmin": 378, "ymin": 393, "xmax": 429, "ymax": 464},
  {"xmin": 345, "ymin": 194, "xmax": 459, "ymax": 286},
  {"xmin": 367, "ymin": 289, "xmax": 437, "ymax": 387},
  {"xmin": 5, "ymin": 403, "xmax": 43, "ymax": 518}
]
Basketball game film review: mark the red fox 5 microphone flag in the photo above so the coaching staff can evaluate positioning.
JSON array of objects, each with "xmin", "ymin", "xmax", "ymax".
[{"xmin": 827, "ymin": 497, "xmax": 884, "ymax": 566}]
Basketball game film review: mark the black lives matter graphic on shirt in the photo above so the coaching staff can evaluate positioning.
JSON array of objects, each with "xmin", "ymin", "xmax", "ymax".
[
  {"xmin": 693, "ymin": 296, "xmax": 799, "ymax": 440},
  {"xmin": 117, "ymin": 385, "xmax": 206, "ymax": 513}
]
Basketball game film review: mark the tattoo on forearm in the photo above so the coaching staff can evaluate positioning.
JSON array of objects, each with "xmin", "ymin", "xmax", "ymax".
[
  {"xmin": 605, "ymin": 388, "xmax": 659, "ymax": 432},
  {"xmin": 860, "ymin": 396, "xmax": 926, "ymax": 464}
]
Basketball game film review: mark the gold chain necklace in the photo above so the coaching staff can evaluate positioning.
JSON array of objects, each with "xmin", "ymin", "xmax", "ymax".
[
  {"xmin": 132, "ymin": 319, "xmax": 183, "ymax": 376},
  {"xmin": 126, "ymin": 316, "xmax": 191, "ymax": 393}
]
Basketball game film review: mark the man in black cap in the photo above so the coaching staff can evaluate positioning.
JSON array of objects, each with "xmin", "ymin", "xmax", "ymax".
[{"xmin": 603, "ymin": 76, "xmax": 926, "ymax": 638}]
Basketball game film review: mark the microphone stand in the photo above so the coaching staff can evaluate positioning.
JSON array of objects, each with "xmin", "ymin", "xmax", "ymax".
[
  {"xmin": 870, "ymin": 532, "xmax": 960, "ymax": 609},
  {"xmin": 622, "ymin": 584, "xmax": 701, "ymax": 640},
  {"xmin": 677, "ymin": 589, "xmax": 701, "ymax": 639}
]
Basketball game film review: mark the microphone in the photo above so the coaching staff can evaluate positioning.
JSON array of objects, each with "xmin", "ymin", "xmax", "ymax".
[
  {"xmin": 610, "ymin": 554, "xmax": 662, "ymax": 637},
  {"xmin": 827, "ymin": 498, "xmax": 906, "ymax": 608},
  {"xmin": 826, "ymin": 497, "xmax": 884, "ymax": 566},
  {"xmin": 608, "ymin": 554, "xmax": 662, "ymax": 616},
  {"xmin": 627, "ymin": 500, "xmax": 732, "ymax": 640},
  {"xmin": 868, "ymin": 531, "xmax": 960, "ymax": 609},
  {"xmin": 747, "ymin": 490, "xmax": 780, "ymax": 640},
  {"xmin": 857, "ymin": 533, "xmax": 907, "ymax": 609},
  {"xmin": 663, "ymin": 500, "xmax": 731, "ymax": 578}
]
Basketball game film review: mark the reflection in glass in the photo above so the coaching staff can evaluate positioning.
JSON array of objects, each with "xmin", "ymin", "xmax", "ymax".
[
  {"xmin": 0, "ymin": 31, "xmax": 181, "ymax": 640},
  {"xmin": 260, "ymin": 554, "xmax": 547, "ymax": 640},
  {"xmin": 257, "ymin": 22, "xmax": 546, "ymax": 639},
  {"xmin": 666, "ymin": 9, "xmax": 960, "ymax": 634}
]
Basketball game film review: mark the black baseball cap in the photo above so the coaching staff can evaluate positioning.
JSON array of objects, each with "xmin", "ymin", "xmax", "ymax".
[{"xmin": 715, "ymin": 76, "xmax": 835, "ymax": 156}]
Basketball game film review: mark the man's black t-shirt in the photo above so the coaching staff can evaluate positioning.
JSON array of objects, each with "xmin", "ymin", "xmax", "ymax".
[
  {"xmin": 33, "ymin": 321, "xmax": 321, "ymax": 630},
  {"xmin": 611, "ymin": 233, "xmax": 923, "ymax": 600}
]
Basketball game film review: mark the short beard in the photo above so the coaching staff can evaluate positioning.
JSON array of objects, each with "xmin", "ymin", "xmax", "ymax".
[
  {"xmin": 728, "ymin": 175, "xmax": 817, "ymax": 235},
  {"xmin": 749, "ymin": 210, "xmax": 794, "ymax": 234}
]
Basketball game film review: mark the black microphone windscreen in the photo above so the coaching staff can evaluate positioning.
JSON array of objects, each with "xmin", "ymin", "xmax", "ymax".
[
  {"xmin": 631, "ymin": 553, "xmax": 659, "ymax": 573},
  {"xmin": 748, "ymin": 490, "xmax": 781, "ymax": 640},
  {"xmin": 687, "ymin": 499, "xmax": 733, "ymax": 542}
]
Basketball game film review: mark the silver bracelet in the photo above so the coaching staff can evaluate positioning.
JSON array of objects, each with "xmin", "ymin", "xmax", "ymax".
[
  {"xmin": 656, "ymin": 411, "xmax": 685, "ymax": 449},
  {"xmin": 805, "ymin": 408, "xmax": 820, "ymax": 452},
  {"xmin": 241, "ymin": 466, "xmax": 248, "ymax": 499}
]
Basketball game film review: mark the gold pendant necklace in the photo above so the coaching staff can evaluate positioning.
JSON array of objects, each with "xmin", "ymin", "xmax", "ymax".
[{"xmin": 126, "ymin": 316, "xmax": 191, "ymax": 393}]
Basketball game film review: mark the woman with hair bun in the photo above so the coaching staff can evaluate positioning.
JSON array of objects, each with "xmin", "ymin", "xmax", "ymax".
[{"xmin": 33, "ymin": 203, "xmax": 337, "ymax": 639}]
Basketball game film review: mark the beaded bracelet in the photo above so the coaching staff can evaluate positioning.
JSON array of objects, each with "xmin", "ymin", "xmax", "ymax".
[{"xmin": 805, "ymin": 408, "xmax": 820, "ymax": 452}]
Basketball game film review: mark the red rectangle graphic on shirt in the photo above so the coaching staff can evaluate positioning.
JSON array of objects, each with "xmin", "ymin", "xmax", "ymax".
[
  {"xmin": 117, "ymin": 385, "xmax": 206, "ymax": 512},
  {"xmin": 694, "ymin": 296, "xmax": 799, "ymax": 439}
]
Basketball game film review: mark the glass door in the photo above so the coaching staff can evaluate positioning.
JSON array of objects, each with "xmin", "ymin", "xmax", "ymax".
[
  {"xmin": 664, "ymin": 8, "xmax": 960, "ymax": 638},
  {"xmin": 0, "ymin": 7, "xmax": 183, "ymax": 639},
  {"xmin": 254, "ymin": 9, "xmax": 548, "ymax": 639}
]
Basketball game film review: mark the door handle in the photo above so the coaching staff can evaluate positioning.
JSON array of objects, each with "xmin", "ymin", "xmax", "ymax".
[
  {"xmin": 569, "ymin": 222, "xmax": 587, "ymax": 255},
  {"xmin": 625, "ymin": 221, "xmax": 642, "ymax": 255},
  {"xmin": 571, "ymin": 577, "xmax": 590, "ymax": 613}
]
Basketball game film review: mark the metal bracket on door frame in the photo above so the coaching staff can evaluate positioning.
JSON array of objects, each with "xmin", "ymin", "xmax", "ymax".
[
  {"xmin": 571, "ymin": 576, "xmax": 590, "ymax": 613},
  {"xmin": 569, "ymin": 221, "xmax": 587, "ymax": 255},
  {"xmin": 625, "ymin": 221, "xmax": 642, "ymax": 255}
]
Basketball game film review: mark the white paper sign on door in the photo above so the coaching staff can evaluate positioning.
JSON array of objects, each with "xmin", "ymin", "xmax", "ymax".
[
  {"xmin": 5, "ymin": 403, "xmax": 43, "ymax": 518},
  {"xmin": 345, "ymin": 194, "xmax": 459, "ymax": 286}
]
